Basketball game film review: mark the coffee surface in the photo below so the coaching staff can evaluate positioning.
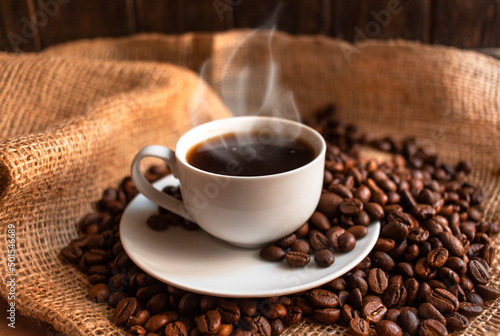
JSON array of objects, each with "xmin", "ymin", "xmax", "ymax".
[{"xmin": 186, "ymin": 132, "xmax": 315, "ymax": 176}]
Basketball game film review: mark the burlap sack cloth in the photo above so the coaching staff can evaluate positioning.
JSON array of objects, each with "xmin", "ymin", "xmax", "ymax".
[{"xmin": 0, "ymin": 30, "xmax": 499, "ymax": 335}]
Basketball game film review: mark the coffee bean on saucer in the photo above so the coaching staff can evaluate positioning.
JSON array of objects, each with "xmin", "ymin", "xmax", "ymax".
[
  {"xmin": 314, "ymin": 249, "xmax": 335, "ymax": 267},
  {"xmin": 285, "ymin": 251, "xmax": 310, "ymax": 267},
  {"xmin": 259, "ymin": 246, "xmax": 285, "ymax": 262},
  {"xmin": 291, "ymin": 240, "xmax": 311, "ymax": 254}
]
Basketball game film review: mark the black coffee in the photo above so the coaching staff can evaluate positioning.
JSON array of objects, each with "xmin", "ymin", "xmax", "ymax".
[{"xmin": 186, "ymin": 132, "xmax": 315, "ymax": 176}]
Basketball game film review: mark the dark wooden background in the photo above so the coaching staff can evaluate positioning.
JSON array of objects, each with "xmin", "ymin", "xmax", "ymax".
[{"xmin": 1, "ymin": 0, "xmax": 499, "ymax": 52}]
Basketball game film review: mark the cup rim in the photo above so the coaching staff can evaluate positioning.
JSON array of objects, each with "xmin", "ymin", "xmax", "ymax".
[{"xmin": 176, "ymin": 116, "xmax": 326, "ymax": 180}]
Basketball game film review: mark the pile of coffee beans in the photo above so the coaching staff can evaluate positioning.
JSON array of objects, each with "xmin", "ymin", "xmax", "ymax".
[{"xmin": 62, "ymin": 105, "xmax": 499, "ymax": 336}]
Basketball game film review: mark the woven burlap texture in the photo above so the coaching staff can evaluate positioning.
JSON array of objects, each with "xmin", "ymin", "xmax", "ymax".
[{"xmin": 0, "ymin": 30, "xmax": 499, "ymax": 335}]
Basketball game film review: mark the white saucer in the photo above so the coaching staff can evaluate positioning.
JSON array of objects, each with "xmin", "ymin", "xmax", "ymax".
[{"xmin": 120, "ymin": 175, "xmax": 380, "ymax": 298}]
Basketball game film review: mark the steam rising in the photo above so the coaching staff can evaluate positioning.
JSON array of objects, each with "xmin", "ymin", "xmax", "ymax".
[{"xmin": 188, "ymin": 10, "xmax": 303, "ymax": 170}]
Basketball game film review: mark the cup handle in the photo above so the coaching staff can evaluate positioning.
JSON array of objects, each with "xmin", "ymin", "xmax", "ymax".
[{"xmin": 131, "ymin": 145, "xmax": 194, "ymax": 222}]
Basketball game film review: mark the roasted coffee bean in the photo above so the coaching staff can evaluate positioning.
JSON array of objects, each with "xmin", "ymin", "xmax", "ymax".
[
  {"xmin": 445, "ymin": 256, "xmax": 467, "ymax": 274},
  {"xmin": 314, "ymin": 249, "xmax": 335, "ymax": 267},
  {"xmin": 147, "ymin": 214, "xmax": 170, "ymax": 231},
  {"xmin": 84, "ymin": 249, "xmax": 108, "ymax": 265},
  {"xmin": 137, "ymin": 284, "xmax": 163, "ymax": 302},
  {"xmin": 147, "ymin": 293, "xmax": 169, "ymax": 315},
  {"xmin": 292, "ymin": 297, "xmax": 314, "ymax": 317},
  {"xmin": 465, "ymin": 292, "xmax": 484, "ymax": 306},
  {"xmin": 425, "ymin": 288, "xmax": 459, "ymax": 314},
  {"xmin": 364, "ymin": 202, "xmax": 385, "ymax": 219},
  {"xmin": 246, "ymin": 316, "xmax": 271, "ymax": 336},
  {"xmin": 362, "ymin": 295, "xmax": 383, "ymax": 306},
  {"xmin": 61, "ymin": 243, "xmax": 83, "ymax": 264},
  {"xmin": 235, "ymin": 299, "xmax": 255, "ymax": 317},
  {"xmin": 459, "ymin": 275, "xmax": 474, "ymax": 292},
  {"xmin": 445, "ymin": 312, "xmax": 469, "ymax": 331},
  {"xmin": 404, "ymin": 278, "xmax": 420, "ymax": 307},
  {"xmin": 290, "ymin": 240, "xmax": 310, "ymax": 254},
  {"xmin": 385, "ymin": 309, "xmax": 401, "ymax": 323},
  {"xmin": 355, "ymin": 185, "xmax": 372, "ymax": 203},
  {"xmin": 467, "ymin": 258, "xmax": 490, "ymax": 285},
  {"xmin": 374, "ymin": 238, "xmax": 396, "ymax": 252},
  {"xmin": 371, "ymin": 251, "xmax": 395, "ymax": 272},
  {"xmin": 448, "ymin": 284, "xmax": 466, "ymax": 302},
  {"xmin": 370, "ymin": 190, "xmax": 389, "ymax": 206},
  {"xmin": 309, "ymin": 289, "xmax": 339, "ymax": 308},
  {"xmin": 408, "ymin": 227, "xmax": 430, "ymax": 244},
  {"xmin": 346, "ymin": 274, "xmax": 368, "ymax": 296},
  {"xmin": 348, "ymin": 288, "xmax": 363, "ymax": 310},
  {"xmin": 231, "ymin": 329, "xmax": 252, "ymax": 336},
  {"xmin": 164, "ymin": 322, "xmax": 188, "ymax": 336},
  {"xmin": 362, "ymin": 300, "xmax": 387, "ymax": 324},
  {"xmin": 313, "ymin": 308, "xmax": 341, "ymax": 324},
  {"xmin": 113, "ymin": 297, "xmax": 139, "ymax": 326},
  {"xmin": 270, "ymin": 318, "xmax": 284, "ymax": 336},
  {"xmin": 399, "ymin": 309, "xmax": 420, "ymax": 335},
  {"xmin": 418, "ymin": 303, "xmax": 447, "ymax": 327},
  {"xmin": 309, "ymin": 230, "xmax": 330, "ymax": 251},
  {"xmin": 325, "ymin": 278, "xmax": 346, "ymax": 292},
  {"xmin": 439, "ymin": 267, "xmax": 460, "ymax": 285},
  {"xmin": 458, "ymin": 302, "xmax": 483, "ymax": 317},
  {"xmin": 285, "ymin": 251, "xmax": 310, "ymax": 267},
  {"xmin": 428, "ymin": 280, "xmax": 447, "ymax": 290},
  {"xmin": 368, "ymin": 268, "xmax": 388, "ymax": 295},
  {"xmin": 145, "ymin": 312, "xmax": 178, "ymax": 333},
  {"xmin": 347, "ymin": 225, "xmax": 368, "ymax": 239},
  {"xmin": 260, "ymin": 246, "xmax": 285, "ymax": 262},
  {"xmin": 275, "ymin": 234, "xmax": 297, "ymax": 249},
  {"xmin": 127, "ymin": 310, "xmax": 150, "ymax": 327},
  {"xmin": 381, "ymin": 220, "xmax": 409, "ymax": 241},
  {"xmin": 338, "ymin": 231, "xmax": 356, "ymax": 252},
  {"xmin": 349, "ymin": 317, "xmax": 369, "ymax": 336},
  {"xmin": 383, "ymin": 283, "xmax": 407, "ymax": 308},
  {"xmin": 339, "ymin": 198, "xmax": 364, "ymax": 215},
  {"xmin": 479, "ymin": 244, "xmax": 495, "ymax": 265},
  {"xmin": 261, "ymin": 303, "xmax": 286, "ymax": 320},
  {"xmin": 196, "ymin": 310, "xmax": 221, "ymax": 335},
  {"xmin": 396, "ymin": 262, "xmax": 415, "ymax": 278},
  {"xmin": 475, "ymin": 284, "xmax": 500, "ymax": 301},
  {"xmin": 329, "ymin": 183, "xmax": 353, "ymax": 199},
  {"xmin": 415, "ymin": 258, "xmax": 432, "ymax": 280},
  {"xmin": 413, "ymin": 204, "xmax": 436, "ymax": 221},
  {"xmin": 127, "ymin": 325, "xmax": 146, "ymax": 336},
  {"xmin": 389, "ymin": 239, "xmax": 409, "ymax": 260},
  {"xmin": 417, "ymin": 319, "xmax": 448, "ymax": 336},
  {"xmin": 356, "ymin": 256, "xmax": 372, "ymax": 270},
  {"xmin": 437, "ymin": 232, "xmax": 464, "ymax": 257},
  {"xmin": 282, "ymin": 306, "xmax": 302, "ymax": 326},
  {"xmin": 355, "ymin": 210, "xmax": 371, "ymax": 226},
  {"xmin": 310, "ymin": 211, "xmax": 331, "ymax": 231},
  {"xmin": 176, "ymin": 293, "xmax": 198, "ymax": 316},
  {"xmin": 375, "ymin": 320, "xmax": 403, "ymax": 336},
  {"xmin": 341, "ymin": 304, "xmax": 360, "ymax": 323},
  {"xmin": 317, "ymin": 192, "xmax": 343, "ymax": 218},
  {"xmin": 109, "ymin": 292, "xmax": 129, "ymax": 308},
  {"xmin": 328, "ymin": 226, "xmax": 345, "ymax": 251},
  {"xmin": 217, "ymin": 301, "xmax": 240, "ymax": 324},
  {"xmin": 89, "ymin": 283, "xmax": 110, "ymax": 303}
]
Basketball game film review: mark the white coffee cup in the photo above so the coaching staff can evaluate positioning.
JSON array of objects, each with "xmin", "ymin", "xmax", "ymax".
[{"xmin": 131, "ymin": 116, "xmax": 326, "ymax": 248}]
